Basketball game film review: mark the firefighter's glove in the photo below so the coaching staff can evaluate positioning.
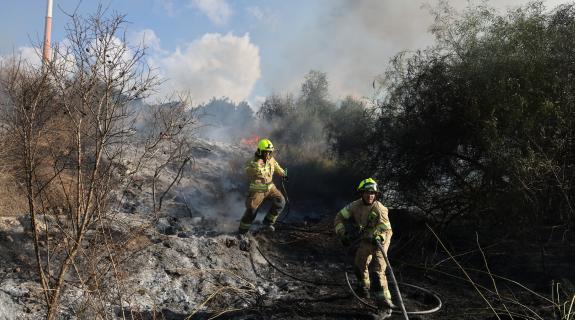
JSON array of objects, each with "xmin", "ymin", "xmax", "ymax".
[
  {"xmin": 372, "ymin": 234, "xmax": 385, "ymax": 245},
  {"xmin": 340, "ymin": 233, "xmax": 351, "ymax": 246}
]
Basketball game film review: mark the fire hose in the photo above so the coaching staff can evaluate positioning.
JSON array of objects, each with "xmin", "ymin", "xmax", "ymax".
[
  {"xmin": 252, "ymin": 241, "xmax": 443, "ymax": 317},
  {"xmin": 344, "ymin": 238, "xmax": 442, "ymax": 316},
  {"xmin": 377, "ymin": 240, "xmax": 409, "ymax": 319},
  {"xmin": 344, "ymin": 272, "xmax": 443, "ymax": 315},
  {"xmin": 277, "ymin": 176, "xmax": 290, "ymax": 223},
  {"xmin": 257, "ymin": 171, "xmax": 441, "ymax": 316}
]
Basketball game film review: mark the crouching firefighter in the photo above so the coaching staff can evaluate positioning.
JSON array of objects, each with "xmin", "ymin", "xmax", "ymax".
[
  {"xmin": 238, "ymin": 138, "xmax": 287, "ymax": 234},
  {"xmin": 334, "ymin": 178, "xmax": 394, "ymax": 309}
]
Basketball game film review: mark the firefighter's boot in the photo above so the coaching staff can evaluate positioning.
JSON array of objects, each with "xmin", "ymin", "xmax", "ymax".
[
  {"xmin": 354, "ymin": 267, "xmax": 370, "ymax": 298},
  {"xmin": 261, "ymin": 223, "xmax": 275, "ymax": 232},
  {"xmin": 357, "ymin": 286, "xmax": 370, "ymax": 299},
  {"xmin": 374, "ymin": 290, "xmax": 395, "ymax": 310}
]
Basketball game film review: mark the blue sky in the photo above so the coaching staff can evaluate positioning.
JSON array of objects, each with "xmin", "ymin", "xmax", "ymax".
[{"xmin": 0, "ymin": 0, "xmax": 570, "ymax": 108}]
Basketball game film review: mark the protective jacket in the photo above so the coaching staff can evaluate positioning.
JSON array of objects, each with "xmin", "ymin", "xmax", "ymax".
[
  {"xmin": 334, "ymin": 199, "xmax": 393, "ymax": 304},
  {"xmin": 238, "ymin": 156, "xmax": 287, "ymax": 233},
  {"xmin": 245, "ymin": 156, "xmax": 286, "ymax": 192},
  {"xmin": 334, "ymin": 200, "xmax": 392, "ymax": 241}
]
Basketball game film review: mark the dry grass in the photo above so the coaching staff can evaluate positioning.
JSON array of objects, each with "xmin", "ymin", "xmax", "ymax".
[
  {"xmin": 0, "ymin": 129, "xmax": 27, "ymax": 216},
  {"xmin": 0, "ymin": 95, "xmax": 75, "ymax": 217},
  {"xmin": 0, "ymin": 172, "xmax": 27, "ymax": 216}
]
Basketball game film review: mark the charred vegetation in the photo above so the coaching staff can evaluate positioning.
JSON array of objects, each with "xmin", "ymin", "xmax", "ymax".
[{"xmin": 0, "ymin": 1, "xmax": 574, "ymax": 320}]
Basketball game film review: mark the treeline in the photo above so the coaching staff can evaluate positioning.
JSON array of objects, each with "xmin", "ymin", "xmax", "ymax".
[
  {"xmin": 370, "ymin": 2, "xmax": 575, "ymax": 230},
  {"xmin": 195, "ymin": 97, "xmax": 256, "ymax": 141}
]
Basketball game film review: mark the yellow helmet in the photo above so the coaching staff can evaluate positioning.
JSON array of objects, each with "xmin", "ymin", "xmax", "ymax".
[
  {"xmin": 257, "ymin": 139, "xmax": 274, "ymax": 153},
  {"xmin": 357, "ymin": 178, "xmax": 378, "ymax": 192}
]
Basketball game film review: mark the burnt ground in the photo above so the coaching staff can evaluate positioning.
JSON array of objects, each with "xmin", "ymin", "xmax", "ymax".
[
  {"xmin": 138, "ymin": 213, "xmax": 574, "ymax": 320},
  {"xmin": 1, "ymin": 138, "xmax": 574, "ymax": 319},
  {"xmin": 1, "ymin": 209, "xmax": 574, "ymax": 320},
  {"xmin": 245, "ymin": 218, "xmax": 575, "ymax": 319},
  {"xmin": 233, "ymin": 215, "xmax": 575, "ymax": 320}
]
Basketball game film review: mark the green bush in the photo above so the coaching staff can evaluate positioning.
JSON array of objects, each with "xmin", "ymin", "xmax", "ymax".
[{"xmin": 373, "ymin": 2, "xmax": 575, "ymax": 229}]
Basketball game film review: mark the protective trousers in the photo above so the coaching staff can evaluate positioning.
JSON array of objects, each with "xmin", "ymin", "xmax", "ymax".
[
  {"xmin": 354, "ymin": 234, "xmax": 392, "ymax": 302},
  {"xmin": 239, "ymin": 184, "xmax": 285, "ymax": 233}
]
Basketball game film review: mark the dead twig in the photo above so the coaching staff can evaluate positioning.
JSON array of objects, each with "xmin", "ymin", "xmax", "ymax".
[{"xmin": 427, "ymin": 224, "xmax": 502, "ymax": 320}]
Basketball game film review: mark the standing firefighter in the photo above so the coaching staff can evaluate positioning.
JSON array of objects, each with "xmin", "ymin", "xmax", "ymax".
[
  {"xmin": 334, "ymin": 178, "xmax": 394, "ymax": 309},
  {"xmin": 238, "ymin": 138, "xmax": 287, "ymax": 234}
]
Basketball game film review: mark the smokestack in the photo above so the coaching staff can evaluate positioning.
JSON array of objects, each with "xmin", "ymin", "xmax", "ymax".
[{"xmin": 42, "ymin": 0, "xmax": 53, "ymax": 65}]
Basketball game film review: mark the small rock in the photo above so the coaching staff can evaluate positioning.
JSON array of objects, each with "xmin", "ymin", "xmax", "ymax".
[
  {"xmin": 164, "ymin": 226, "xmax": 177, "ymax": 235},
  {"xmin": 13, "ymin": 267, "xmax": 20, "ymax": 273},
  {"xmin": 239, "ymin": 238, "xmax": 251, "ymax": 251},
  {"xmin": 225, "ymin": 238, "xmax": 236, "ymax": 248},
  {"xmin": 190, "ymin": 217, "xmax": 203, "ymax": 225},
  {"xmin": 256, "ymin": 286, "xmax": 265, "ymax": 295},
  {"xmin": 157, "ymin": 218, "xmax": 170, "ymax": 228},
  {"xmin": 262, "ymin": 299, "xmax": 274, "ymax": 307}
]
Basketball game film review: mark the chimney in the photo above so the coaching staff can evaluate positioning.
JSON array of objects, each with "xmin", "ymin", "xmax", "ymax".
[{"xmin": 42, "ymin": 0, "xmax": 53, "ymax": 65}]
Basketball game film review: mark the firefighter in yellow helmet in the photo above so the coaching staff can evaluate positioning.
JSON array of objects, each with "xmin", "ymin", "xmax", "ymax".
[
  {"xmin": 238, "ymin": 138, "xmax": 287, "ymax": 234},
  {"xmin": 334, "ymin": 178, "xmax": 394, "ymax": 309}
]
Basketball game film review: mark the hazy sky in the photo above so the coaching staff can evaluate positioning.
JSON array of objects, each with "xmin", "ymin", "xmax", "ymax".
[{"xmin": 0, "ymin": 0, "xmax": 570, "ymax": 107}]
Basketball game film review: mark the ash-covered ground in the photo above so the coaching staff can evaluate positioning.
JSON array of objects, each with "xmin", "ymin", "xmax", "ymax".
[{"xmin": 0, "ymin": 138, "xmax": 573, "ymax": 320}]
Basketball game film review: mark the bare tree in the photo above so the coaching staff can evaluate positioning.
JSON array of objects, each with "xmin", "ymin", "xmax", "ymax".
[
  {"xmin": 129, "ymin": 96, "xmax": 198, "ymax": 214},
  {"xmin": 0, "ymin": 56, "xmax": 57, "ymax": 310},
  {"xmin": 0, "ymin": 7, "xmax": 198, "ymax": 319}
]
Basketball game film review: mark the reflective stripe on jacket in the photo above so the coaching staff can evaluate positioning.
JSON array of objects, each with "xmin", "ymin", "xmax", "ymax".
[
  {"xmin": 333, "ymin": 199, "xmax": 392, "ymax": 240},
  {"xmin": 245, "ymin": 156, "xmax": 285, "ymax": 192}
]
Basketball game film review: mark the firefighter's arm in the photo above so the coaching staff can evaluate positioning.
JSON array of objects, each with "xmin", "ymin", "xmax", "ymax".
[
  {"xmin": 273, "ymin": 159, "xmax": 286, "ymax": 177},
  {"xmin": 371, "ymin": 204, "xmax": 392, "ymax": 244},
  {"xmin": 334, "ymin": 205, "xmax": 352, "ymax": 246},
  {"xmin": 334, "ymin": 205, "xmax": 351, "ymax": 236}
]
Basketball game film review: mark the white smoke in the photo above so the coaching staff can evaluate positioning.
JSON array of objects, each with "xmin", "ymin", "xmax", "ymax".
[
  {"xmin": 0, "ymin": 46, "xmax": 42, "ymax": 68},
  {"xmin": 263, "ymin": 0, "xmax": 571, "ymax": 100},
  {"xmin": 149, "ymin": 32, "xmax": 261, "ymax": 104}
]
